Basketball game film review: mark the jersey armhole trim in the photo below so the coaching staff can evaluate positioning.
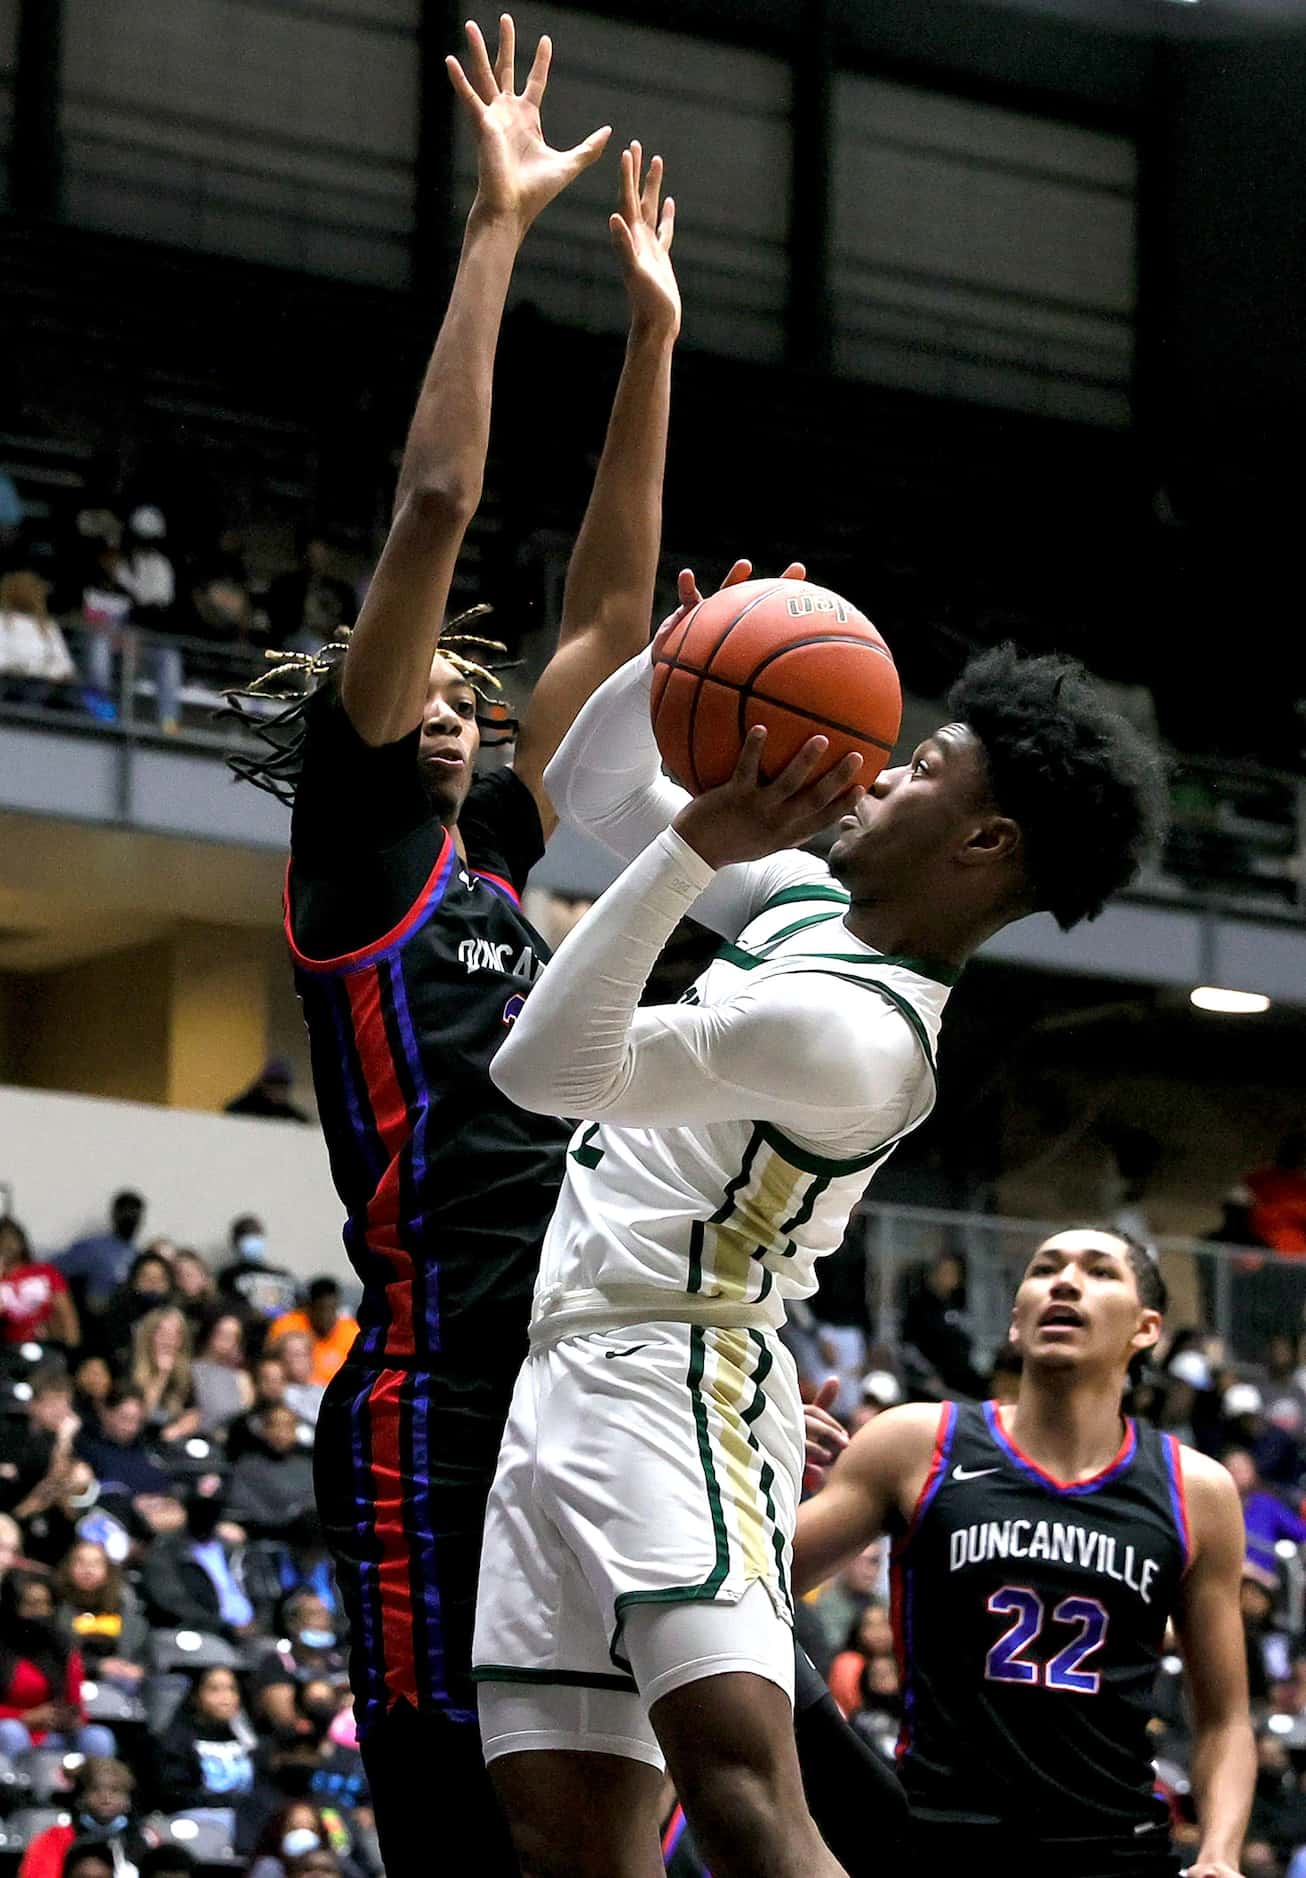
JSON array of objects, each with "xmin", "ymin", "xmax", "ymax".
[
  {"xmin": 473, "ymin": 869, "xmax": 522, "ymax": 908},
  {"xmin": 900, "ymin": 1402, "xmax": 959, "ymax": 1549},
  {"xmin": 285, "ymin": 830, "xmax": 456, "ymax": 975},
  {"xmin": 1164, "ymin": 1435, "xmax": 1195, "ymax": 1570}
]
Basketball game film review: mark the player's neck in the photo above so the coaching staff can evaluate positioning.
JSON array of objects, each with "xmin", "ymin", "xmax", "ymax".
[
  {"xmin": 1004, "ymin": 1371, "xmax": 1131, "ymax": 1483},
  {"xmin": 842, "ymin": 897, "xmax": 1005, "ymax": 972}
]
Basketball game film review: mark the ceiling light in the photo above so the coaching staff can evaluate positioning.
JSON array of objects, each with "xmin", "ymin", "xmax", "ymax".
[{"xmin": 1190, "ymin": 987, "xmax": 1270, "ymax": 1015}]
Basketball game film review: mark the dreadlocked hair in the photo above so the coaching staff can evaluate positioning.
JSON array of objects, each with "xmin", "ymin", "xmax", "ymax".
[
  {"xmin": 219, "ymin": 604, "xmax": 520, "ymax": 805},
  {"xmin": 947, "ymin": 645, "xmax": 1169, "ymax": 931}
]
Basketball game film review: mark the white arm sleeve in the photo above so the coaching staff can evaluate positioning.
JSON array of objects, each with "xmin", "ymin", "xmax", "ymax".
[
  {"xmin": 492, "ymin": 827, "xmax": 926, "ymax": 1150},
  {"xmin": 543, "ymin": 647, "xmax": 835, "ymax": 941}
]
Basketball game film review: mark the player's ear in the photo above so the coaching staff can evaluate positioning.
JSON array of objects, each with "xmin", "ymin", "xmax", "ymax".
[
  {"xmin": 1130, "ymin": 1308, "xmax": 1163, "ymax": 1365},
  {"xmin": 959, "ymin": 814, "xmax": 1021, "ymax": 868}
]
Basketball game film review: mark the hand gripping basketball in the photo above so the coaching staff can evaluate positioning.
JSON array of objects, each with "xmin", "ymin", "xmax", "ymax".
[{"xmin": 672, "ymin": 722, "xmax": 865, "ymax": 871}]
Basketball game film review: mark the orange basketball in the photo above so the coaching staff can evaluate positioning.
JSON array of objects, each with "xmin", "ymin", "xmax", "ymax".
[{"xmin": 650, "ymin": 579, "xmax": 901, "ymax": 795}]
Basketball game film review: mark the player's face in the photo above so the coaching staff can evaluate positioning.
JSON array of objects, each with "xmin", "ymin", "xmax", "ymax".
[
  {"xmin": 826, "ymin": 724, "xmax": 992, "ymax": 897},
  {"xmin": 419, "ymin": 655, "xmax": 480, "ymax": 822},
  {"xmin": 1010, "ymin": 1232, "xmax": 1161, "ymax": 1377}
]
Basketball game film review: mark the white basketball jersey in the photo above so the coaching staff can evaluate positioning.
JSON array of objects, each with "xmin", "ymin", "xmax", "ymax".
[{"xmin": 530, "ymin": 868, "xmax": 953, "ymax": 1337}]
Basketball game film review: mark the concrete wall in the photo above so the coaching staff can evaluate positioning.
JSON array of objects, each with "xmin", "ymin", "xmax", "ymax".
[{"xmin": 0, "ymin": 1083, "xmax": 347, "ymax": 1282}]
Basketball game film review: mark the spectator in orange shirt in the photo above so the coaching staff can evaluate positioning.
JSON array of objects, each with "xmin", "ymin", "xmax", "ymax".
[
  {"xmin": 270, "ymin": 1279, "xmax": 357, "ymax": 1387},
  {"xmin": 1247, "ymin": 1129, "xmax": 1306, "ymax": 1256}
]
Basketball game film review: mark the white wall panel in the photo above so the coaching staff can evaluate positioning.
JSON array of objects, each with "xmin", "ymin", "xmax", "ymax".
[
  {"xmin": 62, "ymin": 0, "xmax": 417, "ymax": 284},
  {"xmin": 833, "ymin": 75, "xmax": 1136, "ymax": 425},
  {"xmin": 452, "ymin": 6, "xmax": 791, "ymax": 363}
]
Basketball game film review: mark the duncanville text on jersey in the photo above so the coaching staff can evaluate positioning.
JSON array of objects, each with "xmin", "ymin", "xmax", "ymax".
[{"xmin": 950, "ymin": 1518, "xmax": 1163, "ymax": 1605}]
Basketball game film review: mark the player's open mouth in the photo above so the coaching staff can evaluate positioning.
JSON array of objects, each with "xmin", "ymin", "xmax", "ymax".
[
  {"xmin": 423, "ymin": 753, "xmax": 466, "ymax": 771},
  {"xmin": 1038, "ymin": 1305, "xmax": 1085, "ymax": 1329}
]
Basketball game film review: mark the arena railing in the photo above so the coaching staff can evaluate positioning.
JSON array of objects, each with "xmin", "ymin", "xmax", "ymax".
[
  {"xmin": 858, "ymin": 1201, "xmax": 1302, "ymax": 1371},
  {"xmin": 3, "ymin": 623, "xmax": 1306, "ymax": 918}
]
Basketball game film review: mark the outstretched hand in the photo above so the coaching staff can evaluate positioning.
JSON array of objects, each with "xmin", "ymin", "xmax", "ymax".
[
  {"xmin": 804, "ymin": 1379, "xmax": 849, "ymax": 1493},
  {"xmin": 447, "ymin": 14, "xmax": 611, "ymax": 237},
  {"xmin": 610, "ymin": 142, "xmax": 679, "ymax": 339},
  {"xmin": 653, "ymin": 559, "xmax": 807, "ymax": 660}
]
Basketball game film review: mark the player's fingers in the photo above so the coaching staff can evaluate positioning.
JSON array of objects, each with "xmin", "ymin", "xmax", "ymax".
[
  {"xmin": 677, "ymin": 568, "xmax": 703, "ymax": 609},
  {"xmin": 781, "ymin": 561, "xmax": 807, "ymax": 581},
  {"xmin": 641, "ymin": 152, "xmax": 663, "ymax": 224},
  {"xmin": 810, "ymin": 753, "xmax": 864, "ymax": 810},
  {"xmin": 659, "ymin": 195, "xmax": 675, "ymax": 251},
  {"xmin": 494, "ymin": 12, "xmax": 515, "ymax": 91},
  {"xmin": 608, "ymin": 214, "xmax": 638, "ymax": 270},
  {"xmin": 523, "ymin": 31, "xmax": 551, "ymax": 103},
  {"xmin": 771, "ymin": 735, "xmax": 829, "ymax": 798},
  {"xmin": 445, "ymin": 55, "xmax": 486, "ymax": 114},
  {"xmin": 814, "ymin": 1377, "xmax": 841, "ymax": 1412},
  {"xmin": 734, "ymin": 724, "xmax": 767, "ymax": 788},
  {"xmin": 564, "ymin": 126, "xmax": 612, "ymax": 177},
  {"xmin": 620, "ymin": 143, "xmax": 639, "ymax": 224},
  {"xmin": 720, "ymin": 558, "xmax": 752, "ymax": 590},
  {"xmin": 463, "ymin": 19, "xmax": 499, "ymax": 101}
]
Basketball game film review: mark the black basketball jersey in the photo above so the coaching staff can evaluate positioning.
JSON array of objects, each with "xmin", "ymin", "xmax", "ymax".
[
  {"xmin": 286, "ymin": 772, "xmax": 569, "ymax": 1372},
  {"xmin": 892, "ymin": 1399, "xmax": 1191, "ymax": 1837}
]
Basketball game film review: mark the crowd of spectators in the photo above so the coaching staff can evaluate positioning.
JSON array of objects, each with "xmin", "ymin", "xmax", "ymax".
[
  {"xmin": 0, "ymin": 483, "xmax": 359, "ymax": 734},
  {"xmin": 12, "ymin": 1159, "xmax": 1306, "ymax": 1872},
  {"xmin": 0, "ymin": 1187, "xmax": 367, "ymax": 1876}
]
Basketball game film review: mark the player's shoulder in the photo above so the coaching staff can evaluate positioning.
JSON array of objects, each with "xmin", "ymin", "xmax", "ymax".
[
  {"xmin": 847, "ymin": 1401, "xmax": 951, "ymax": 1476},
  {"xmin": 1173, "ymin": 1442, "xmax": 1243, "ymax": 1553}
]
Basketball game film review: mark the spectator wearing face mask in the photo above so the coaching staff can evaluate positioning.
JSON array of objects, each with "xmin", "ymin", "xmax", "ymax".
[
  {"xmin": 270, "ymin": 1281, "xmax": 358, "ymax": 1388},
  {"xmin": 225, "ymin": 1406, "xmax": 315, "ymax": 1540},
  {"xmin": 58, "ymin": 1193, "xmax": 146, "ymax": 1317},
  {"xmin": 0, "ymin": 1571, "xmax": 115, "ymax": 1758},
  {"xmin": 247, "ymin": 1801, "xmax": 362, "ymax": 1878},
  {"xmin": 155, "ymin": 1666, "xmax": 258, "ymax": 1813},
  {"xmin": 17, "ymin": 1756, "xmax": 152, "ymax": 1878},
  {"xmin": 218, "ymin": 1218, "xmax": 298, "ymax": 1329},
  {"xmin": 94, "ymin": 1250, "xmax": 174, "ymax": 1368},
  {"xmin": 252, "ymin": 1595, "xmax": 346, "ymax": 1741},
  {"xmin": 141, "ymin": 1491, "xmax": 255, "ymax": 1640}
]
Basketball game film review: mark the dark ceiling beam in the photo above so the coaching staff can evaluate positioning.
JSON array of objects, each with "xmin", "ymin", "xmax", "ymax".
[{"xmin": 13, "ymin": 0, "xmax": 65, "ymax": 222}]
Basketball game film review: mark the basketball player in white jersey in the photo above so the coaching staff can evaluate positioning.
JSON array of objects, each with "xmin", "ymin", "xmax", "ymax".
[{"xmin": 472, "ymin": 565, "xmax": 1167, "ymax": 1878}]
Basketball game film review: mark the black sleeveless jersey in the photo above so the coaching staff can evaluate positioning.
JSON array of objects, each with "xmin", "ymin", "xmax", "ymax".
[
  {"xmin": 891, "ymin": 1400, "xmax": 1192, "ymax": 1837},
  {"xmin": 286, "ymin": 762, "xmax": 569, "ymax": 1372}
]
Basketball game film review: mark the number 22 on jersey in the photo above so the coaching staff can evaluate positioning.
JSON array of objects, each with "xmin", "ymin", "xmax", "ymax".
[{"xmin": 985, "ymin": 1586, "xmax": 1109, "ymax": 1694}]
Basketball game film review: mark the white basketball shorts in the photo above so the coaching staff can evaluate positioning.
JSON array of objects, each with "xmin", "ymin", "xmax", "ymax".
[{"xmin": 471, "ymin": 1319, "xmax": 802, "ymax": 1766}]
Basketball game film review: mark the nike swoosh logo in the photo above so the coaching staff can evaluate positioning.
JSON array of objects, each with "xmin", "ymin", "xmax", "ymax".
[
  {"xmin": 604, "ymin": 1344, "xmax": 652, "ymax": 1360},
  {"xmin": 952, "ymin": 1465, "xmax": 999, "ymax": 1481}
]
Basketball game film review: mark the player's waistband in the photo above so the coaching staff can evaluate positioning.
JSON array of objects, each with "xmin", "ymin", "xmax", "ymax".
[{"xmin": 528, "ymin": 1283, "xmax": 786, "ymax": 1352}]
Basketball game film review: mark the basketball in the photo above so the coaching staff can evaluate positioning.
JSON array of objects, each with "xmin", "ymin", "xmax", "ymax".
[{"xmin": 650, "ymin": 578, "xmax": 902, "ymax": 796}]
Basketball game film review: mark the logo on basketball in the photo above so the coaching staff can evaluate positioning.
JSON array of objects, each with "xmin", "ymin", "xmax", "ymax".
[{"xmin": 784, "ymin": 594, "xmax": 849, "ymax": 623}]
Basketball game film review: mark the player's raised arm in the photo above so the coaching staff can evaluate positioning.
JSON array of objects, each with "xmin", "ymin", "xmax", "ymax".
[
  {"xmin": 511, "ymin": 144, "xmax": 679, "ymax": 839},
  {"xmin": 490, "ymin": 728, "xmax": 870, "ymax": 1124},
  {"xmin": 1173, "ymin": 1453, "xmax": 1255, "ymax": 1878},
  {"xmin": 341, "ymin": 17, "xmax": 609, "ymax": 747},
  {"xmin": 792, "ymin": 1405, "xmax": 942, "ymax": 1595}
]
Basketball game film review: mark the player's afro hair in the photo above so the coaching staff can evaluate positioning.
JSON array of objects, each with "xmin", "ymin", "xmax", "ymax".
[{"xmin": 947, "ymin": 644, "xmax": 1168, "ymax": 931}]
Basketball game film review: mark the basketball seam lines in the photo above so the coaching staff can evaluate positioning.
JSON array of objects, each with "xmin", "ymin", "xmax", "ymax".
[{"xmin": 657, "ymin": 653, "xmax": 897, "ymax": 756}]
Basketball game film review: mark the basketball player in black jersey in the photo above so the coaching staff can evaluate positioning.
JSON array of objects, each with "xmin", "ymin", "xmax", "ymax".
[
  {"xmin": 228, "ymin": 17, "xmax": 694, "ymax": 1869},
  {"xmin": 794, "ymin": 1229, "xmax": 1253, "ymax": 1878}
]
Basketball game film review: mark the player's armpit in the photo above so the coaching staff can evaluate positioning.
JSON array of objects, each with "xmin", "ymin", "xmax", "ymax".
[{"xmin": 792, "ymin": 1404, "xmax": 942, "ymax": 1595}]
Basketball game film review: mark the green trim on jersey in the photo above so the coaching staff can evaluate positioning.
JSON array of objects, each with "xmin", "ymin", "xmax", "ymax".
[
  {"xmin": 470, "ymin": 1663, "xmax": 639, "ymax": 1694},
  {"xmin": 688, "ymin": 1126, "xmax": 765, "ymax": 1294},
  {"xmin": 759, "ymin": 883, "xmax": 851, "ymax": 915},
  {"xmin": 756, "ymin": 1119, "xmax": 898, "ymax": 1179},
  {"xmin": 715, "ymin": 932, "xmax": 959, "ymax": 989}
]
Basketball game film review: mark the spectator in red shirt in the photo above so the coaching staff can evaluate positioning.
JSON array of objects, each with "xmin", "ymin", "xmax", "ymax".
[
  {"xmin": 1247, "ymin": 1129, "xmax": 1306, "ymax": 1255},
  {"xmin": 0, "ymin": 1216, "xmax": 80, "ymax": 1349},
  {"xmin": 16, "ymin": 1756, "xmax": 153, "ymax": 1878},
  {"xmin": 0, "ymin": 1571, "xmax": 114, "ymax": 1757}
]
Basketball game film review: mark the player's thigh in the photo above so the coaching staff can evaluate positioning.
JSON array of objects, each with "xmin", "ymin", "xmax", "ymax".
[
  {"xmin": 627, "ymin": 1583, "xmax": 807, "ymax": 1823},
  {"xmin": 489, "ymin": 1747, "xmax": 665, "ymax": 1878}
]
